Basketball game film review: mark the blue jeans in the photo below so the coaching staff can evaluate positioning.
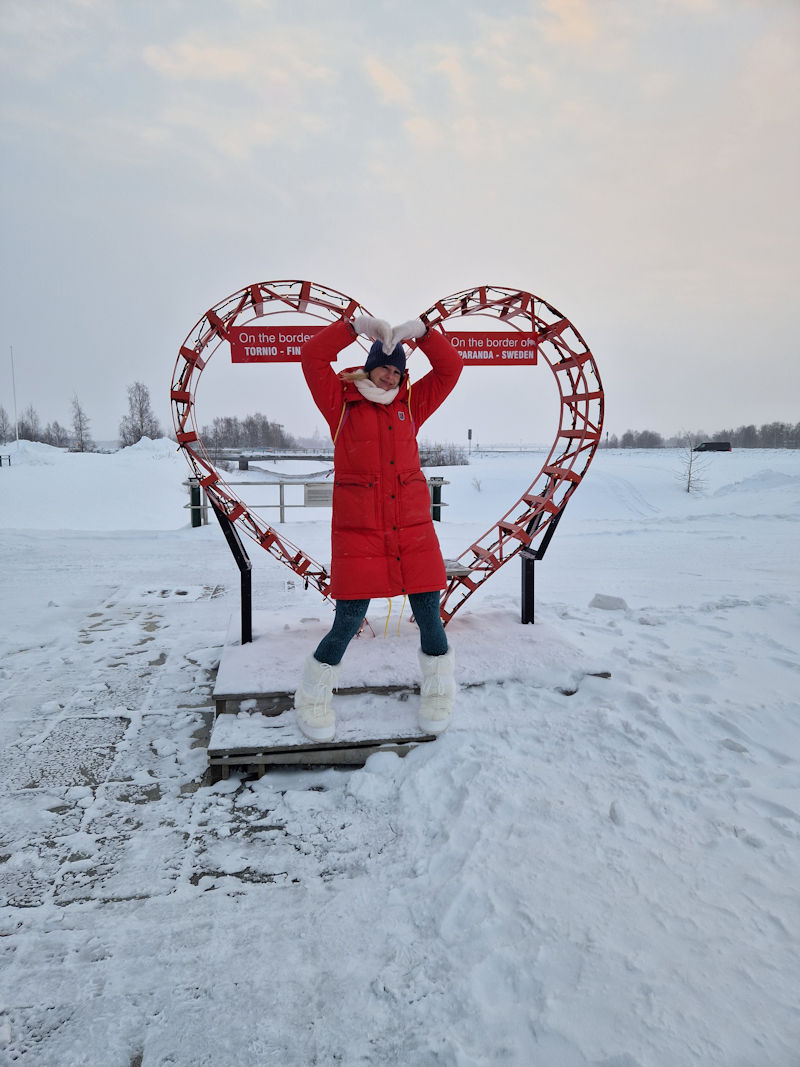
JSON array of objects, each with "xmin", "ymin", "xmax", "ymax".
[{"xmin": 314, "ymin": 591, "xmax": 448, "ymax": 664}]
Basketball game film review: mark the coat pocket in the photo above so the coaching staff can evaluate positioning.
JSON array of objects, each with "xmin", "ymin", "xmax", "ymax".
[
  {"xmin": 398, "ymin": 470, "xmax": 432, "ymax": 526},
  {"xmin": 333, "ymin": 475, "xmax": 380, "ymax": 530}
]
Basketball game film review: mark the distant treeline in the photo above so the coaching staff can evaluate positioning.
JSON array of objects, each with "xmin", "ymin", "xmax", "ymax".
[
  {"xmin": 0, "ymin": 381, "xmax": 163, "ymax": 451},
  {"xmin": 200, "ymin": 414, "xmax": 468, "ymax": 465},
  {"xmin": 605, "ymin": 421, "xmax": 799, "ymax": 449},
  {"xmin": 0, "ymin": 399, "xmax": 90, "ymax": 450},
  {"xmin": 419, "ymin": 442, "xmax": 468, "ymax": 466},
  {"xmin": 200, "ymin": 413, "xmax": 297, "ymax": 451}
]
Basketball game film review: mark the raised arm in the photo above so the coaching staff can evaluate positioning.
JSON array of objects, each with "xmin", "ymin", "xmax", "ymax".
[
  {"xmin": 300, "ymin": 319, "xmax": 356, "ymax": 434},
  {"xmin": 408, "ymin": 328, "xmax": 463, "ymax": 428}
]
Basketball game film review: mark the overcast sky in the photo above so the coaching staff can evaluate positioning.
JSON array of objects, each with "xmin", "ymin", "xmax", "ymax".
[{"xmin": 1, "ymin": 0, "xmax": 798, "ymax": 447}]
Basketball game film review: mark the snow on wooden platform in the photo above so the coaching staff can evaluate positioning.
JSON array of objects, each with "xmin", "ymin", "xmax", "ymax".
[
  {"xmin": 208, "ymin": 688, "xmax": 435, "ymax": 776},
  {"xmin": 212, "ymin": 612, "xmax": 304, "ymax": 713},
  {"xmin": 207, "ymin": 606, "xmax": 611, "ymax": 776},
  {"xmin": 209, "ymin": 612, "xmax": 435, "ymax": 775}
]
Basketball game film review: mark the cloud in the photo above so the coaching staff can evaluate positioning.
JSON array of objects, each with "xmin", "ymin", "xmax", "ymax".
[
  {"xmin": 156, "ymin": 103, "xmax": 282, "ymax": 161},
  {"xmin": 142, "ymin": 41, "xmax": 251, "ymax": 81},
  {"xmin": 362, "ymin": 57, "xmax": 414, "ymax": 107},
  {"xmin": 142, "ymin": 31, "xmax": 335, "ymax": 91},
  {"xmin": 737, "ymin": 15, "xmax": 800, "ymax": 127},
  {"xmin": 541, "ymin": 0, "xmax": 602, "ymax": 46},
  {"xmin": 0, "ymin": 0, "xmax": 111, "ymax": 80},
  {"xmin": 431, "ymin": 46, "xmax": 471, "ymax": 103},
  {"xmin": 100, "ymin": 28, "xmax": 339, "ymax": 169},
  {"xmin": 403, "ymin": 115, "xmax": 439, "ymax": 148}
]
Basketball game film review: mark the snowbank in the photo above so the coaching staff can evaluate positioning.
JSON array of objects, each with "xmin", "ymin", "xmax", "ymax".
[{"xmin": 0, "ymin": 438, "xmax": 188, "ymax": 531}]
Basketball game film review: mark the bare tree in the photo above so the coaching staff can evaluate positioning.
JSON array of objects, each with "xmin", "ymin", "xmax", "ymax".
[
  {"xmin": 199, "ymin": 413, "xmax": 297, "ymax": 450},
  {"xmin": 418, "ymin": 441, "xmax": 468, "ymax": 465},
  {"xmin": 18, "ymin": 404, "xmax": 41, "ymax": 441},
  {"xmin": 620, "ymin": 429, "xmax": 664, "ymax": 448},
  {"xmin": 44, "ymin": 420, "xmax": 71, "ymax": 448},
  {"xmin": 636, "ymin": 429, "xmax": 664, "ymax": 448},
  {"xmin": 736, "ymin": 424, "xmax": 759, "ymax": 448},
  {"xmin": 71, "ymin": 395, "xmax": 94, "ymax": 452},
  {"xmin": 0, "ymin": 405, "xmax": 11, "ymax": 444},
  {"xmin": 677, "ymin": 436, "xmax": 710, "ymax": 494},
  {"xmin": 119, "ymin": 381, "xmax": 163, "ymax": 447}
]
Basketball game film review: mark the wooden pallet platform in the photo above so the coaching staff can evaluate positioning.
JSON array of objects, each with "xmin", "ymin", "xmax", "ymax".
[
  {"xmin": 208, "ymin": 611, "xmax": 442, "ymax": 777},
  {"xmin": 208, "ymin": 687, "xmax": 435, "ymax": 778}
]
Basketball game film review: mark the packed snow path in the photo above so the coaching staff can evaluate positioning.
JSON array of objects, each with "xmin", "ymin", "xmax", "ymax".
[{"xmin": 0, "ymin": 441, "xmax": 798, "ymax": 1065}]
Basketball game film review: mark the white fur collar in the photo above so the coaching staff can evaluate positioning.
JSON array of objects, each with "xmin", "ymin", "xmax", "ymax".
[{"xmin": 354, "ymin": 377, "xmax": 399, "ymax": 405}]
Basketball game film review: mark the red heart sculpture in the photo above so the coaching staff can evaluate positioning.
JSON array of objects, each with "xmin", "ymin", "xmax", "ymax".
[{"xmin": 171, "ymin": 280, "xmax": 603, "ymax": 624}]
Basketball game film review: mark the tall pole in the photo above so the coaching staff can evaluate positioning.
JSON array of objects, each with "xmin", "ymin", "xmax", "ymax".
[{"xmin": 10, "ymin": 345, "xmax": 19, "ymax": 444}]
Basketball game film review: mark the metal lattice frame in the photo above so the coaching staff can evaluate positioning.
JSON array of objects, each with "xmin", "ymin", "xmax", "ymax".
[
  {"xmin": 171, "ymin": 280, "xmax": 604, "ymax": 626},
  {"xmin": 171, "ymin": 280, "xmax": 369, "ymax": 598},
  {"xmin": 424, "ymin": 286, "xmax": 604, "ymax": 624}
]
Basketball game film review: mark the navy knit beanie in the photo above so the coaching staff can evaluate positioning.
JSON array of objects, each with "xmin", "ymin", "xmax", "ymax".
[{"xmin": 364, "ymin": 340, "xmax": 406, "ymax": 377}]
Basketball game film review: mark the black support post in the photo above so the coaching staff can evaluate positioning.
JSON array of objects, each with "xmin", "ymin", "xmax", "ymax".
[
  {"xmin": 520, "ymin": 547, "xmax": 537, "ymax": 624},
  {"xmin": 188, "ymin": 478, "xmax": 203, "ymax": 528},
  {"xmin": 211, "ymin": 501, "xmax": 253, "ymax": 645},
  {"xmin": 431, "ymin": 482, "xmax": 442, "ymax": 522},
  {"xmin": 427, "ymin": 476, "xmax": 448, "ymax": 522}
]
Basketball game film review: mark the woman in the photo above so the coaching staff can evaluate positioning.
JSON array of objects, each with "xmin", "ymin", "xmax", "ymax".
[{"xmin": 294, "ymin": 312, "xmax": 463, "ymax": 742}]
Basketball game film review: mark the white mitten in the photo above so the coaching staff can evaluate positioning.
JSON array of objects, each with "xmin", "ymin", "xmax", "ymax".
[
  {"xmin": 353, "ymin": 315, "xmax": 393, "ymax": 353},
  {"xmin": 390, "ymin": 318, "xmax": 428, "ymax": 348}
]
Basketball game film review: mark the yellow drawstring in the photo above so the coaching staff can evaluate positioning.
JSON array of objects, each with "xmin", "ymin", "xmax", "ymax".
[
  {"xmin": 381, "ymin": 595, "xmax": 407, "ymax": 637},
  {"xmin": 332, "ymin": 402, "xmax": 347, "ymax": 445}
]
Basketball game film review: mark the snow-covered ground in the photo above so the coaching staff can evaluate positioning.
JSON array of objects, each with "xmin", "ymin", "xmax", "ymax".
[{"xmin": 1, "ymin": 439, "xmax": 798, "ymax": 1066}]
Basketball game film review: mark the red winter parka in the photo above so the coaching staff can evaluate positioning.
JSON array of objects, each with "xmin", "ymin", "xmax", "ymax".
[{"xmin": 301, "ymin": 319, "xmax": 462, "ymax": 600}]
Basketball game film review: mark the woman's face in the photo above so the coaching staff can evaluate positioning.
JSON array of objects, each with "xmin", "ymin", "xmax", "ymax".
[{"xmin": 369, "ymin": 365, "xmax": 402, "ymax": 391}]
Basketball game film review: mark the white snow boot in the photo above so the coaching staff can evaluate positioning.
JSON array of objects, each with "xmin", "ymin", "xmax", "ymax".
[
  {"xmin": 418, "ymin": 647, "xmax": 456, "ymax": 735},
  {"xmin": 294, "ymin": 655, "xmax": 341, "ymax": 742}
]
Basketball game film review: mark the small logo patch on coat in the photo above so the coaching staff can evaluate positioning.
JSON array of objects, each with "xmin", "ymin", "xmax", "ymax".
[{"xmin": 398, "ymin": 411, "xmax": 405, "ymax": 421}]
